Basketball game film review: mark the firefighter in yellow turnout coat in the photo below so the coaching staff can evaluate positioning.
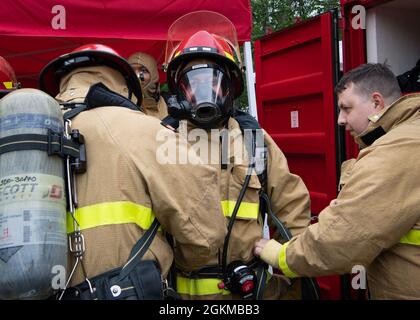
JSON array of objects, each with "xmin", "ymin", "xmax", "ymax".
[
  {"xmin": 39, "ymin": 44, "xmax": 227, "ymax": 299},
  {"xmin": 164, "ymin": 28, "xmax": 311, "ymax": 299},
  {"xmin": 255, "ymin": 63, "xmax": 420, "ymax": 300}
]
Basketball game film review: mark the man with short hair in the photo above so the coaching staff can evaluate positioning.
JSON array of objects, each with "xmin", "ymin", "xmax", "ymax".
[{"xmin": 255, "ymin": 63, "xmax": 420, "ymax": 299}]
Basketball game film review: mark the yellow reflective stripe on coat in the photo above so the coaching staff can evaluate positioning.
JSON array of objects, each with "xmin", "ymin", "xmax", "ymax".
[
  {"xmin": 66, "ymin": 201, "xmax": 155, "ymax": 233},
  {"xmin": 176, "ymin": 276, "xmax": 231, "ymax": 296},
  {"xmin": 177, "ymin": 271, "xmax": 272, "ymax": 296},
  {"xmin": 278, "ymin": 242, "xmax": 298, "ymax": 278},
  {"xmin": 399, "ymin": 229, "xmax": 420, "ymax": 246},
  {"xmin": 221, "ymin": 200, "xmax": 259, "ymax": 219}
]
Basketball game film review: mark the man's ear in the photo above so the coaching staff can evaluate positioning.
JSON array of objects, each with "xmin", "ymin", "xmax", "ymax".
[{"xmin": 372, "ymin": 92, "xmax": 385, "ymax": 110}]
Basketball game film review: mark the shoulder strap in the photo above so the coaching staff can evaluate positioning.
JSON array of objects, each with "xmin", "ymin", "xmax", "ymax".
[
  {"xmin": 233, "ymin": 110, "xmax": 292, "ymax": 239},
  {"xmin": 230, "ymin": 111, "xmax": 270, "ymax": 299},
  {"xmin": 232, "ymin": 110, "xmax": 266, "ymax": 186},
  {"xmin": 233, "ymin": 110, "xmax": 320, "ymax": 300},
  {"xmin": 232, "ymin": 110, "xmax": 260, "ymax": 130},
  {"xmin": 120, "ymin": 219, "xmax": 160, "ymax": 277},
  {"xmin": 64, "ymin": 82, "xmax": 142, "ymax": 121}
]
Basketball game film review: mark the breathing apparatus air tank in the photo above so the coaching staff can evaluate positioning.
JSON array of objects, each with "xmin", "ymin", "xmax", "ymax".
[{"xmin": 0, "ymin": 89, "xmax": 67, "ymax": 299}]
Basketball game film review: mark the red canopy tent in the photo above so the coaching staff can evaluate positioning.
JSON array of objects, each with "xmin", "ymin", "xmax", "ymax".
[{"xmin": 0, "ymin": 0, "xmax": 252, "ymax": 88}]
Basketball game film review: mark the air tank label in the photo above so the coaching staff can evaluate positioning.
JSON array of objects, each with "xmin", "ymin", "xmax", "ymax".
[
  {"xmin": 0, "ymin": 113, "xmax": 63, "ymax": 133},
  {"xmin": 0, "ymin": 174, "xmax": 66, "ymax": 252}
]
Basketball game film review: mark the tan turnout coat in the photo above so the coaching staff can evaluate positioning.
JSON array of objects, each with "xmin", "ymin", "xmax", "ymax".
[{"xmin": 280, "ymin": 94, "xmax": 420, "ymax": 299}]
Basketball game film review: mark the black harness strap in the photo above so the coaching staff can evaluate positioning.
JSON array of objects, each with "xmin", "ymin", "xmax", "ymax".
[
  {"xmin": 254, "ymin": 264, "xmax": 268, "ymax": 300},
  {"xmin": 219, "ymin": 111, "xmax": 268, "ymax": 299},
  {"xmin": 121, "ymin": 219, "xmax": 160, "ymax": 276},
  {"xmin": 63, "ymin": 82, "xmax": 141, "ymax": 121},
  {"xmin": 234, "ymin": 110, "xmax": 320, "ymax": 300},
  {"xmin": 67, "ymin": 219, "xmax": 167, "ymax": 300},
  {"xmin": 178, "ymin": 258, "xmax": 262, "ymax": 279},
  {"xmin": 0, "ymin": 130, "xmax": 81, "ymax": 159},
  {"xmin": 63, "ymin": 105, "xmax": 88, "ymax": 121}
]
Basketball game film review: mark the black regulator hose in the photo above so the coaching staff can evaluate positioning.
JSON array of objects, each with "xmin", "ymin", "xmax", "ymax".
[{"xmin": 221, "ymin": 164, "xmax": 253, "ymax": 279}]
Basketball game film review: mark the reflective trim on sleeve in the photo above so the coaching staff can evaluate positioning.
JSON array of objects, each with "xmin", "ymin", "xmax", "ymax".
[
  {"xmin": 399, "ymin": 229, "xmax": 420, "ymax": 246},
  {"xmin": 278, "ymin": 242, "xmax": 298, "ymax": 278},
  {"xmin": 67, "ymin": 201, "xmax": 155, "ymax": 233},
  {"xmin": 221, "ymin": 200, "xmax": 259, "ymax": 220}
]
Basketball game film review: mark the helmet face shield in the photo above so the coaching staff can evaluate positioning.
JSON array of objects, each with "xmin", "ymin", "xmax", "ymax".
[
  {"xmin": 165, "ymin": 11, "xmax": 244, "ymax": 98},
  {"xmin": 177, "ymin": 64, "xmax": 233, "ymax": 127},
  {"xmin": 179, "ymin": 65, "xmax": 229, "ymax": 106},
  {"xmin": 165, "ymin": 11, "xmax": 242, "ymax": 71}
]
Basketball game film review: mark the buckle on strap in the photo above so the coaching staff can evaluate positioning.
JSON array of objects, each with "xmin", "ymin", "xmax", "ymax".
[
  {"xmin": 47, "ymin": 129, "xmax": 64, "ymax": 156},
  {"xmin": 47, "ymin": 128, "xmax": 87, "ymax": 174},
  {"xmin": 0, "ymin": 130, "xmax": 86, "ymax": 174},
  {"xmin": 162, "ymin": 277, "xmax": 181, "ymax": 300},
  {"xmin": 68, "ymin": 231, "xmax": 86, "ymax": 258}
]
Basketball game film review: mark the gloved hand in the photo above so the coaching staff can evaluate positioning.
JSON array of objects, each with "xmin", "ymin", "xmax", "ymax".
[{"xmin": 254, "ymin": 238, "xmax": 282, "ymax": 269}]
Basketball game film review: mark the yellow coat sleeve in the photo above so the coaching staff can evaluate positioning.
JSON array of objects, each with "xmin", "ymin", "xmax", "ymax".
[{"xmin": 282, "ymin": 138, "xmax": 420, "ymax": 277}]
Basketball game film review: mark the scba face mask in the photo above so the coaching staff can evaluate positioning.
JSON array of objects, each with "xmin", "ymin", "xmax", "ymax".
[{"xmin": 168, "ymin": 64, "xmax": 234, "ymax": 128}]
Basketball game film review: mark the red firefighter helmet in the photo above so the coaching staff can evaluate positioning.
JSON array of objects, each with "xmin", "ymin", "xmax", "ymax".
[
  {"xmin": 39, "ymin": 44, "xmax": 142, "ymax": 106},
  {"xmin": 166, "ymin": 30, "xmax": 243, "ymax": 98},
  {"xmin": 165, "ymin": 11, "xmax": 244, "ymax": 98},
  {"xmin": 0, "ymin": 56, "xmax": 19, "ymax": 96}
]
